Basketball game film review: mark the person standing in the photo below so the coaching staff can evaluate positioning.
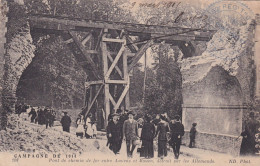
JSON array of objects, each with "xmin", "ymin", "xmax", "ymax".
[
  {"xmin": 140, "ymin": 114, "xmax": 155, "ymax": 158},
  {"xmin": 169, "ymin": 115, "xmax": 184, "ymax": 159},
  {"xmin": 123, "ymin": 111, "xmax": 138, "ymax": 158},
  {"xmin": 155, "ymin": 115, "xmax": 169, "ymax": 159},
  {"xmin": 60, "ymin": 111, "xmax": 71, "ymax": 132},
  {"xmin": 107, "ymin": 113, "xmax": 122, "ymax": 154},
  {"xmin": 28, "ymin": 106, "xmax": 37, "ymax": 123},
  {"xmin": 76, "ymin": 115, "xmax": 85, "ymax": 138},
  {"xmin": 85, "ymin": 113, "xmax": 93, "ymax": 138},
  {"xmin": 45, "ymin": 109, "xmax": 52, "ymax": 129},
  {"xmin": 189, "ymin": 123, "xmax": 197, "ymax": 148},
  {"xmin": 117, "ymin": 109, "xmax": 125, "ymax": 152}
]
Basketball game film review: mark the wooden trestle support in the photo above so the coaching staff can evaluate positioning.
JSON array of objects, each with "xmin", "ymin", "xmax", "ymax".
[{"xmin": 28, "ymin": 15, "xmax": 216, "ymax": 129}]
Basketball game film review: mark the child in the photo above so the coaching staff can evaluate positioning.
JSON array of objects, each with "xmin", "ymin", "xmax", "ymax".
[
  {"xmin": 92, "ymin": 121, "xmax": 97, "ymax": 138},
  {"xmin": 189, "ymin": 123, "xmax": 197, "ymax": 148}
]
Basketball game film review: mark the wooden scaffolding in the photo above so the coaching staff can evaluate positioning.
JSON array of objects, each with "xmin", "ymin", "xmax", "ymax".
[{"xmin": 29, "ymin": 14, "xmax": 216, "ymax": 129}]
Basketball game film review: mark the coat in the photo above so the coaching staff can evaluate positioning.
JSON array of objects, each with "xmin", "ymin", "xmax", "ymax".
[
  {"xmin": 123, "ymin": 119, "xmax": 138, "ymax": 141},
  {"xmin": 60, "ymin": 115, "xmax": 71, "ymax": 128},
  {"xmin": 141, "ymin": 122, "xmax": 155, "ymax": 141},
  {"xmin": 190, "ymin": 126, "xmax": 196, "ymax": 139},
  {"xmin": 107, "ymin": 121, "xmax": 122, "ymax": 142},
  {"xmin": 155, "ymin": 121, "xmax": 169, "ymax": 141},
  {"xmin": 169, "ymin": 121, "xmax": 184, "ymax": 142}
]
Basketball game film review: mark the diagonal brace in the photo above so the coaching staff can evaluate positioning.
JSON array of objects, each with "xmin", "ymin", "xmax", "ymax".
[{"xmin": 69, "ymin": 31, "xmax": 101, "ymax": 79}]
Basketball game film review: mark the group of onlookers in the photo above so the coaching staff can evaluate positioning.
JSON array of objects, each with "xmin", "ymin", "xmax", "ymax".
[
  {"xmin": 106, "ymin": 109, "xmax": 187, "ymax": 159},
  {"xmin": 60, "ymin": 111, "xmax": 97, "ymax": 139},
  {"xmin": 15, "ymin": 103, "xmax": 56, "ymax": 129}
]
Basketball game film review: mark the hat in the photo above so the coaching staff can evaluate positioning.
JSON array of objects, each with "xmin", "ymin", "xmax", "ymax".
[
  {"xmin": 174, "ymin": 115, "xmax": 180, "ymax": 121},
  {"xmin": 249, "ymin": 112, "xmax": 255, "ymax": 118},
  {"xmin": 111, "ymin": 113, "xmax": 120, "ymax": 117},
  {"xmin": 127, "ymin": 111, "xmax": 135, "ymax": 116},
  {"xmin": 116, "ymin": 109, "xmax": 122, "ymax": 114},
  {"xmin": 144, "ymin": 114, "xmax": 151, "ymax": 122}
]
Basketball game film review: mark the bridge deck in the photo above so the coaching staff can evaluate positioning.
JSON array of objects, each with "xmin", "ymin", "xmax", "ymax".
[{"xmin": 28, "ymin": 14, "xmax": 216, "ymax": 42}]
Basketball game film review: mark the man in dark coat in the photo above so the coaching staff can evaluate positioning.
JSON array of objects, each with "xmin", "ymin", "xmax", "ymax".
[
  {"xmin": 169, "ymin": 115, "xmax": 184, "ymax": 159},
  {"xmin": 155, "ymin": 115, "xmax": 169, "ymax": 159},
  {"xmin": 123, "ymin": 111, "xmax": 138, "ymax": 158},
  {"xmin": 107, "ymin": 113, "xmax": 122, "ymax": 154},
  {"xmin": 45, "ymin": 109, "xmax": 52, "ymax": 129},
  {"xmin": 189, "ymin": 123, "xmax": 197, "ymax": 148},
  {"xmin": 28, "ymin": 106, "xmax": 37, "ymax": 123},
  {"xmin": 60, "ymin": 112, "xmax": 71, "ymax": 132},
  {"xmin": 140, "ymin": 114, "xmax": 155, "ymax": 158},
  {"xmin": 38, "ymin": 108, "xmax": 44, "ymax": 125},
  {"xmin": 240, "ymin": 112, "xmax": 260, "ymax": 156},
  {"xmin": 116, "ymin": 109, "xmax": 125, "ymax": 152}
]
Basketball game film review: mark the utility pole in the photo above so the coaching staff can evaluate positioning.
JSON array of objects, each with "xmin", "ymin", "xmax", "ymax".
[{"xmin": 142, "ymin": 51, "xmax": 147, "ymax": 104}]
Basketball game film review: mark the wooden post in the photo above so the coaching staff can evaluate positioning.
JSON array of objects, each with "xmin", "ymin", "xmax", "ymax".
[
  {"xmin": 123, "ymin": 46, "xmax": 130, "ymax": 110},
  {"xmin": 101, "ymin": 29, "xmax": 110, "ymax": 127}
]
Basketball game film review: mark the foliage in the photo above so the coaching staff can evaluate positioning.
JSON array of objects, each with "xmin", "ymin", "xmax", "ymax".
[
  {"xmin": 144, "ymin": 43, "xmax": 183, "ymax": 119},
  {"xmin": 17, "ymin": 36, "xmax": 86, "ymax": 109}
]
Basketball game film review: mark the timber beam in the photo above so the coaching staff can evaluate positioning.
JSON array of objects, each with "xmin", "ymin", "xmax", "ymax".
[
  {"xmin": 69, "ymin": 31, "xmax": 101, "ymax": 79},
  {"xmin": 128, "ymin": 40, "xmax": 154, "ymax": 72},
  {"xmin": 28, "ymin": 15, "xmax": 216, "ymax": 41}
]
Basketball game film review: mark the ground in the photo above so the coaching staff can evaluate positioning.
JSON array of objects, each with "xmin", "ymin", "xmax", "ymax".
[{"xmin": 1, "ymin": 113, "xmax": 260, "ymax": 166}]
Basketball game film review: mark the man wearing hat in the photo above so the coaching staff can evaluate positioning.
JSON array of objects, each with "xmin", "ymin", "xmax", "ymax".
[
  {"xmin": 123, "ymin": 111, "xmax": 138, "ymax": 158},
  {"xmin": 60, "ymin": 111, "xmax": 71, "ymax": 132},
  {"xmin": 169, "ymin": 115, "xmax": 184, "ymax": 159}
]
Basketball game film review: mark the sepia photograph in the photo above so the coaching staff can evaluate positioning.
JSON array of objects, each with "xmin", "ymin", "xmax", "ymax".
[{"xmin": 0, "ymin": 0, "xmax": 260, "ymax": 165}]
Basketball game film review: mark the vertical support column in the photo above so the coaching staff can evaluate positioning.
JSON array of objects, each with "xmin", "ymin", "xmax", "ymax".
[
  {"xmin": 102, "ymin": 29, "xmax": 110, "ymax": 127},
  {"xmin": 123, "ymin": 48, "xmax": 130, "ymax": 110},
  {"xmin": 255, "ymin": 14, "xmax": 260, "ymax": 101}
]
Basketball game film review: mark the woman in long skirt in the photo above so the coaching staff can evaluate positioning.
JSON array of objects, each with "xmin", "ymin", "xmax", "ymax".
[
  {"xmin": 107, "ymin": 113, "xmax": 122, "ymax": 154},
  {"xmin": 140, "ymin": 114, "xmax": 155, "ymax": 158}
]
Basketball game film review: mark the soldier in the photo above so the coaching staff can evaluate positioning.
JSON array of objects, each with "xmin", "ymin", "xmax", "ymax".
[{"xmin": 60, "ymin": 111, "xmax": 71, "ymax": 132}]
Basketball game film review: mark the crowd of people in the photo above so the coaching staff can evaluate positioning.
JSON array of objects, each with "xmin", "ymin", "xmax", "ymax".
[
  {"xmin": 15, "ymin": 103, "xmax": 56, "ymax": 129},
  {"xmin": 16, "ymin": 102, "xmax": 259, "ymax": 158},
  {"xmin": 106, "ymin": 109, "xmax": 187, "ymax": 159}
]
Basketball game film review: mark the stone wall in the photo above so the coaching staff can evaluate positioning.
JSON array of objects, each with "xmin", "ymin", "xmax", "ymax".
[
  {"xmin": 0, "ymin": 0, "xmax": 8, "ymax": 130},
  {"xmin": 180, "ymin": 19, "xmax": 256, "ymax": 154},
  {"xmin": 182, "ymin": 131, "xmax": 242, "ymax": 156},
  {"xmin": 2, "ymin": 0, "xmax": 35, "ymax": 112},
  {"xmin": 182, "ymin": 105, "xmax": 244, "ymax": 136}
]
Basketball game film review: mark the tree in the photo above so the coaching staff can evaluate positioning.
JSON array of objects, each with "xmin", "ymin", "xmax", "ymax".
[{"xmin": 144, "ymin": 43, "xmax": 183, "ymax": 118}]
